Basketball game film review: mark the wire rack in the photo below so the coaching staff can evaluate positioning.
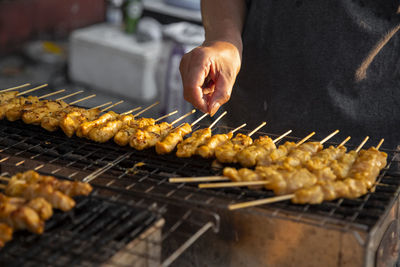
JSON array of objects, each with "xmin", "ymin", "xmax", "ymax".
[{"xmin": 0, "ymin": 119, "xmax": 399, "ymax": 264}]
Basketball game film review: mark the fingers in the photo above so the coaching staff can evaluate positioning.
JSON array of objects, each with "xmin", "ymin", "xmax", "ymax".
[
  {"xmin": 180, "ymin": 50, "xmax": 210, "ymax": 113},
  {"xmin": 208, "ymin": 75, "xmax": 232, "ymax": 116}
]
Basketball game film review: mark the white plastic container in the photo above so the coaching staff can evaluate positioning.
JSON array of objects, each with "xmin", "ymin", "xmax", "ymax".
[{"xmin": 69, "ymin": 23, "xmax": 162, "ymax": 101}]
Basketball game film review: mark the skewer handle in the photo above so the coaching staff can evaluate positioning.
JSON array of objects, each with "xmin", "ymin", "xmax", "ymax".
[
  {"xmin": 230, "ymin": 123, "xmax": 246, "ymax": 134},
  {"xmin": 199, "ymin": 180, "xmax": 269, "ymax": 188},
  {"xmin": 376, "ymin": 138, "xmax": 384, "ymax": 150},
  {"xmin": 209, "ymin": 111, "xmax": 227, "ymax": 129},
  {"xmin": 273, "ymin": 130, "xmax": 292, "ymax": 144},
  {"xmin": 319, "ymin": 129, "xmax": 340, "ymax": 144},
  {"xmin": 171, "ymin": 109, "xmax": 196, "ymax": 125},
  {"xmin": 17, "ymin": 84, "xmax": 48, "ymax": 96},
  {"xmin": 338, "ymin": 136, "xmax": 351, "ymax": 148},
  {"xmin": 101, "ymin": 100, "xmax": 124, "ymax": 112},
  {"xmin": 228, "ymin": 194, "xmax": 295, "ymax": 210},
  {"xmin": 0, "ymin": 177, "xmax": 10, "ymax": 182},
  {"xmin": 169, "ymin": 176, "xmax": 229, "ymax": 183},
  {"xmin": 56, "ymin": 90, "xmax": 84, "ymax": 101},
  {"xmin": 0, "ymin": 83, "xmax": 31, "ymax": 93},
  {"xmin": 191, "ymin": 113, "xmax": 209, "ymax": 127},
  {"xmin": 38, "ymin": 89, "xmax": 66, "ymax": 99},
  {"xmin": 355, "ymin": 136, "xmax": 369, "ymax": 153},
  {"xmin": 155, "ymin": 110, "xmax": 178, "ymax": 122},
  {"xmin": 129, "ymin": 101, "xmax": 159, "ymax": 116},
  {"xmin": 248, "ymin": 121, "xmax": 267, "ymax": 137},
  {"xmin": 296, "ymin": 132, "xmax": 315, "ymax": 146},
  {"xmin": 69, "ymin": 94, "xmax": 96, "ymax": 105},
  {"xmin": 91, "ymin": 101, "xmax": 113, "ymax": 110}
]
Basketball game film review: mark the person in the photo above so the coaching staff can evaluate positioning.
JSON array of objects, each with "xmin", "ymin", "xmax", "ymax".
[{"xmin": 179, "ymin": 0, "xmax": 400, "ymax": 149}]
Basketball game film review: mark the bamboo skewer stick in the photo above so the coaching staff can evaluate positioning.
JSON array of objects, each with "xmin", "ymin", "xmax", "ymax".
[
  {"xmin": 228, "ymin": 194, "xmax": 295, "ymax": 210},
  {"xmin": 169, "ymin": 176, "xmax": 229, "ymax": 183},
  {"xmin": 171, "ymin": 110, "xmax": 196, "ymax": 125},
  {"xmin": 68, "ymin": 94, "xmax": 96, "ymax": 105},
  {"xmin": 0, "ymin": 83, "xmax": 31, "ymax": 93},
  {"xmin": 0, "ymin": 176, "xmax": 10, "ymax": 182},
  {"xmin": 338, "ymin": 136, "xmax": 351, "ymax": 148},
  {"xmin": 16, "ymin": 84, "xmax": 48, "ymax": 96},
  {"xmin": 273, "ymin": 130, "xmax": 292, "ymax": 143},
  {"xmin": 127, "ymin": 101, "xmax": 160, "ymax": 116},
  {"xmin": 376, "ymin": 138, "xmax": 384, "ymax": 150},
  {"xmin": 190, "ymin": 113, "xmax": 209, "ymax": 127},
  {"xmin": 209, "ymin": 111, "xmax": 227, "ymax": 129},
  {"xmin": 91, "ymin": 101, "xmax": 113, "ymax": 110},
  {"xmin": 199, "ymin": 180, "xmax": 269, "ymax": 188},
  {"xmin": 56, "ymin": 90, "xmax": 84, "ymax": 101},
  {"xmin": 248, "ymin": 122, "xmax": 267, "ymax": 137},
  {"xmin": 356, "ymin": 136, "xmax": 369, "ymax": 153},
  {"xmin": 296, "ymin": 132, "xmax": 316, "ymax": 146},
  {"xmin": 319, "ymin": 129, "xmax": 340, "ymax": 144},
  {"xmin": 37, "ymin": 89, "xmax": 66, "ymax": 99},
  {"xmin": 100, "ymin": 100, "xmax": 124, "ymax": 112},
  {"xmin": 155, "ymin": 110, "xmax": 178, "ymax": 122},
  {"xmin": 120, "ymin": 106, "xmax": 142, "ymax": 115},
  {"xmin": 230, "ymin": 123, "xmax": 246, "ymax": 134}
]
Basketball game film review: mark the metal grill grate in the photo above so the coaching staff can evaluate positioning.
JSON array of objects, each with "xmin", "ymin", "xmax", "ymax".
[
  {"xmin": 0, "ymin": 119, "xmax": 399, "ymax": 253},
  {"xmin": 0, "ymin": 189, "xmax": 162, "ymax": 267}
]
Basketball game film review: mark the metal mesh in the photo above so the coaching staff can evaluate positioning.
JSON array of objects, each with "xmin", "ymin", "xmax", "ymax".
[
  {"xmin": 0, "ymin": 119, "xmax": 399, "ymax": 263},
  {"xmin": 0, "ymin": 190, "xmax": 161, "ymax": 267}
]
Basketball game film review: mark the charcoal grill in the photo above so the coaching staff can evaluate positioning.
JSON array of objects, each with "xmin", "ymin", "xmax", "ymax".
[{"xmin": 0, "ymin": 119, "xmax": 399, "ymax": 267}]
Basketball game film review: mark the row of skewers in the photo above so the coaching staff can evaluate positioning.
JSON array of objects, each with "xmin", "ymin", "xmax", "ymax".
[
  {"xmin": 0, "ymin": 83, "xmax": 389, "ymax": 211},
  {"xmin": 0, "ymin": 170, "xmax": 93, "ymax": 248},
  {"xmin": 0, "ymin": 83, "xmax": 254, "ymax": 158}
]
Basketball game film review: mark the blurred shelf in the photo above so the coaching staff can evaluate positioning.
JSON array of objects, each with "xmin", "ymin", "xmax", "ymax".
[{"xmin": 143, "ymin": 0, "xmax": 201, "ymax": 23}]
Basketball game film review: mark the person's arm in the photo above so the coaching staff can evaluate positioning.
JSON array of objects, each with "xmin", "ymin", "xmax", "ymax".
[{"xmin": 179, "ymin": 0, "xmax": 247, "ymax": 116}]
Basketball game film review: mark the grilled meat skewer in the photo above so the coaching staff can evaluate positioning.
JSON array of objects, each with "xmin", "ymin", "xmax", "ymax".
[{"xmin": 0, "ymin": 223, "xmax": 13, "ymax": 248}]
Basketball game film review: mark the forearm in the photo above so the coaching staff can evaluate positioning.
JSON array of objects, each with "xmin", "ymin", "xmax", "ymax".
[{"xmin": 201, "ymin": 0, "xmax": 247, "ymax": 56}]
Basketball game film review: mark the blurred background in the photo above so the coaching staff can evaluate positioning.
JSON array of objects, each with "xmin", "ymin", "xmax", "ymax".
[{"xmin": 0, "ymin": 0, "xmax": 204, "ymax": 118}]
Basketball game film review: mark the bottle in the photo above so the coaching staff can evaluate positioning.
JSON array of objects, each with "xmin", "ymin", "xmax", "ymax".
[
  {"xmin": 123, "ymin": 0, "xmax": 143, "ymax": 34},
  {"xmin": 106, "ymin": 0, "xmax": 123, "ymax": 26}
]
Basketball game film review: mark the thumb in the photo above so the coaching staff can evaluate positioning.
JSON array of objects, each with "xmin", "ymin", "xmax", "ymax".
[{"xmin": 208, "ymin": 76, "xmax": 232, "ymax": 116}]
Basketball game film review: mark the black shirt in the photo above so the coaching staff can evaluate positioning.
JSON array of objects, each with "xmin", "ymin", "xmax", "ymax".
[{"xmin": 225, "ymin": 0, "xmax": 400, "ymax": 149}]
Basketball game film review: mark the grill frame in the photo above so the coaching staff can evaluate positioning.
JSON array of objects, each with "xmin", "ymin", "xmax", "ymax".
[{"xmin": 0, "ymin": 119, "xmax": 399, "ymax": 266}]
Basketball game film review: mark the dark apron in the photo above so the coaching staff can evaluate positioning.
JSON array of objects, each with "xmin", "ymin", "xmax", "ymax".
[{"xmin": 224, "ymin": 0, "xmax": 400, "ymax": 149}]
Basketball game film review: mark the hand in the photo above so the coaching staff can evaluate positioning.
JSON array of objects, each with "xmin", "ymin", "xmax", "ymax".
[{"xmin": 179, "ymin": 40, "xmax": 241, "ymax": 116}]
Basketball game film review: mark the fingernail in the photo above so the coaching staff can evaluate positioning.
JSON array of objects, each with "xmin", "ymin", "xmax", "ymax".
[{"xmin": 210, "ymin": 103, "xmax": 220, "ymax": 116}]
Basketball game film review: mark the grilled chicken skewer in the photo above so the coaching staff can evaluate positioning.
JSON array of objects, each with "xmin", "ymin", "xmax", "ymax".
[
  {"xmin": 214, "ymin": 122, "xmax": 267, "ymax": 163},
  {"xmin": 75, "ymin": 104, "xmax": 140, "ymax": 138},
  {"xmin": 0, "ymin": 223, "xmax": 13, "ymax": 248},
  {"xmin": 0, "ymin": 193, "xmax": 44, "ymax": 234},
  {"xmin": 87, "ymin": 102, "xmax": 159, "ymax": 143},
  {"xmin": 20, "ymin": 94, "xmax": 96, "ymax": 125},
  {"xmin": 0, "ymin": 190, "xmax": 53, "ymax": 221},
  {"xmin": 195, "ymin": 123, "xmax": 247, "ymax": 158},
  {"xmin": 114, "ymin": 110, "xmax": 178, "ymax": 149},
  {"xmin": 4, "ymin": 90, "xmax": 86, "ymax": 123},
  {"xmin": 155, "ymin": 112, "xmax": 208, "ymax": 154},
  {"xmin": 0, "ymin": 91, "xmax": 20, "ymax": 104},
  {"xmin": 4, "ymin": 177, "xmax": 76, "ymax": 212},
  {"xmin": 0, "ymin": 84, "xmax": 48, "ymax": 120},
  {"xmin": 227, "ymin": 137, "xmax": 378, "ymax": 210},
  {"xmin": 114, "ymin": 110, "xmax": 178, "ymax": 146},
  {"xmin": 203, "ymin": 131, "xmax": 340, "ymax": 190},
  {"xmin": 13, "ymin": 170, "xmax": 93, "ymax": 197},
  {"xmin": 59, "ymin": 102, "xmax": 115, "ymax": 137},
  {"xmin": 176, "ymin": 111, "xmax": 227, "ymax": 158},
  {"xmin": 293, "ymin": 140, "xmax": 386, "ymax": 204},
  {"xmin": 129, "ymin": 110, "xmax": 196, "ymax": 150}
]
